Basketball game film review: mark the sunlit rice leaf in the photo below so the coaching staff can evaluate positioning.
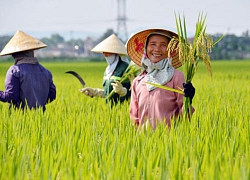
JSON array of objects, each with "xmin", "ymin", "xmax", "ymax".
[
  {"xmin": 145, "ymin": 82, "xmax": 184, "ymax": 94},
  {"xmin": 213, "ymin": 34, "xmax": 225, "ymax": 46}
]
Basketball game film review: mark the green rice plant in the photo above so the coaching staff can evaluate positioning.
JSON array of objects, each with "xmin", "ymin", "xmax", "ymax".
[
  {"xmin": 0, "ymin": 60, "xmax": 249, "ymax": 179},
  {"xmin": 167, "ymin": 13, "xmax": 224, "ymax": 119}
]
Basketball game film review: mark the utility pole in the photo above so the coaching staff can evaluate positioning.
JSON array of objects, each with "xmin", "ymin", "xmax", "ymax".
[{"xmin": 116, "ymin": 0, "xmax": 128, "ymax": 42}]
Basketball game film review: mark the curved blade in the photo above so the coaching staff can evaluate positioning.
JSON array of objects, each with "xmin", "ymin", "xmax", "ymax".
[{"xmin": 65, "ymin": 71, "xmax": 85, "ymax": 87}]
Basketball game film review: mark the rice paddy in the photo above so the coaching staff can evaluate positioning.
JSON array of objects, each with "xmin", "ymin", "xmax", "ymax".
[{"xmin": 0, "ymin": 60, "xmax": 249, "ymax": 179}]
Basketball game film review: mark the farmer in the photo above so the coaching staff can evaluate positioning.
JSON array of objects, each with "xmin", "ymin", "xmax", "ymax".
[
  {"xmin": 0, "ymin": 30, "xmax": 56, "ymax": 111},
  {"xmin": 126, "ymin": 28, "xmax": 195, "ymax": 129},
  {"xmin": 79, "ymin": 34, "xmax": 131, "ymax": 105}
]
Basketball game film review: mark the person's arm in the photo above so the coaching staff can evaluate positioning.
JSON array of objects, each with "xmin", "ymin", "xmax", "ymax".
[
  {"xmin": 129, "ymin": 81, "xmax": 139, "ymax": 126},
  {"xmin": 110, "ymin": 60, "xmax": 131, "ymax": 97},
  {"xmin": 48, "ymin": 79, "xmax": 56, "ymax": 103},
  {"xmin": 173, "ymin": 70, "xmax": 185, "ymax": 112},
  {"xmin": 173, "ymin": 70, "xmax": 195, "ymax": 118},
  {"xmin": 0, "ymin": 67, "xmax": 20, "ymax": 103},
  {"xmin": 79, "ymin": 87, "xmax": 105, "ymax": 98}
]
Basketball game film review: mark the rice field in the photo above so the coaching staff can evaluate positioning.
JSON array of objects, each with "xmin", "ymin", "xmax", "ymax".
[{"xmin": 0, "ymin": 60, "xmax": 249, "ymax": 180}]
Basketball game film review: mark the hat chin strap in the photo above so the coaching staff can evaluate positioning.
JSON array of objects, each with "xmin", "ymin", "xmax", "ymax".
[{"xmin": 169, "ymin": 50, "xmax": 177, "ymax": 58}]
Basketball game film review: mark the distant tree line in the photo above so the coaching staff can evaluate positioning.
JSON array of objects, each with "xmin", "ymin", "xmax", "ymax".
[
  {"xmin": 0, "ymin": 29, "xmax": 250, "ymax": 60},
  {"xmin": 210, "ymin": 31, "xmax": 250, "ymax": 59}
]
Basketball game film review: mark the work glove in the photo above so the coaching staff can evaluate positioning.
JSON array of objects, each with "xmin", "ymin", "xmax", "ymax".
[
  {"xmin": 111, "ymin": 80, "xmax": 127, "ymax": 97},
  {"xmin": 79, "ymin": 87, "xmax": 105, "ymax": 98},
  {"xmin": 183, "ymin": 82, "xmax": 195, "ymax": 104}
]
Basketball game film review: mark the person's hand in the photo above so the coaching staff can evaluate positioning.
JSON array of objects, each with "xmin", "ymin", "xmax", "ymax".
[
  {"xmin": 111, "ymin": 80, "xmax": 127, "ymax": 97},
  {"xmin": 183, "ymin": 82, "xmax": 195, "ymax": 104},
  {"xmin": 79, "ymin": 87, "xmax": 95, "ymax": 97},
  {"xmin": 79, "ymin": 87, "xmax": 105, "ymax": 98}
]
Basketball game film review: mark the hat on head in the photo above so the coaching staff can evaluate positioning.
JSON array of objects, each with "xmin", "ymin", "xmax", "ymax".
[
  {"xmin": 0, "ymin": 30, "xmax": 47, "ymax": 56},
  {"xmin": 91, "ymin": 34, "xmax": 127, "ymax": 56},
  {"xmin": 126, "ymin": 28, "xmax": 182, "ymax": 68}
]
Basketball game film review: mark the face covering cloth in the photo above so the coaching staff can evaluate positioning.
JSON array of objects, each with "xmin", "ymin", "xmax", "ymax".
[{"xmin": 141, "ymin": 57, "xmax": 174, "ymax": 91}]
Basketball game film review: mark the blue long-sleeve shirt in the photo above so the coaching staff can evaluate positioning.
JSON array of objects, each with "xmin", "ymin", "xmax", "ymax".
[{"xmin": 0, "ymin": 63, "xmax": 56, "ymax": 110}]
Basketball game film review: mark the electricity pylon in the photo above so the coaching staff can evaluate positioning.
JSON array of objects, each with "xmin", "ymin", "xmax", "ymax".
[{"xmin": 116, "ymin": 0, "xmax": 128, "ymax": 42}]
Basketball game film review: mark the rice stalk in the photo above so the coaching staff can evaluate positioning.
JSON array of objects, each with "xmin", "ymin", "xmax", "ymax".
[
  {"xmin": 167, "ymin": 13, "xmax": 224, "ymax": 119},
  {"xmin": 106, "ymin": 64, "xmax": 141, "ymax": 99}
]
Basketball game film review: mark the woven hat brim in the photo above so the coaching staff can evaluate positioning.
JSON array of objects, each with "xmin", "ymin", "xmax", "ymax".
[
  {"xmin": 91, "ymin": 34, "xmax": 127, "ymax": 56},
  {"xmin": 126, "ymin": 28, "xmax": 183, "ymax": 69},
  {"xmin": 0, "ymin": 30, "xmax": 47, "ymax": 56}
]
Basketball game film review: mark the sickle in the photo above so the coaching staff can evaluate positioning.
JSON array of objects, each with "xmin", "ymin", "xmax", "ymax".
[{"xmin": 65, "ymin": 71, "xmax": 85, "ymax": 87}]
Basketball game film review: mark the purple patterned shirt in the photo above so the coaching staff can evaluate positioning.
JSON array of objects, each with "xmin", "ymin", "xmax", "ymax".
[{"xmin": 0, "ymin": 63, "xmax": 56, "ymax": 110}]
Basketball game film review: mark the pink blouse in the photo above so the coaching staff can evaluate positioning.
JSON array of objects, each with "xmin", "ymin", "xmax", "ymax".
[{"xmin": 130, "ymin": 69, "xmax": 188, "ymax": 129}]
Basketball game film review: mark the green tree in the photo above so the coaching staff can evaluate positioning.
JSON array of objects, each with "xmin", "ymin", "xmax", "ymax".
[
  {"xmin": 95, "ymin": 29, "xmax": 116, "ymax": 45},
  {"xmin": 67, "ymin": 39, "xmax": 85, "ymax": 54},
  {"xmin": 0, "ymin": 36, "xmax": 11, "ymax": 51},
  {"xmin": 40, "ymin": 34, "xmax": 64, "ymax": 47}
]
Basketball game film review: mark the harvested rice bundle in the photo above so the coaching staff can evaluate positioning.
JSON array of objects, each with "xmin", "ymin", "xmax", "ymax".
[
  {"xmin": 146, "ymin": 14, "xmax": 224, "ymax": 119},
  {"xmin": 167, "ymin": 13, "xmax": 224, "ymax": 118}
]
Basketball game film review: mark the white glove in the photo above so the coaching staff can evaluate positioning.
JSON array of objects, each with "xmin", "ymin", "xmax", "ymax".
[
  {"xmin": 79, "ymin": 87, "xmax": 105, "ymax": 98},
  {"xmin": 111, "ymin": 80, "xmax": 127, "ymax": 97}
]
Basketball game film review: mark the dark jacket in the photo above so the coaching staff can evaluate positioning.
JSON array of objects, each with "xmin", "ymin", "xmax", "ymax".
[{"xmin": 102, "ymin": 58, "xmax": 131, "ymax": 105}]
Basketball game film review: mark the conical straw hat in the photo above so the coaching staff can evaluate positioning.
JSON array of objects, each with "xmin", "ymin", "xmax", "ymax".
[
  {"xmin": 126, "ymin": 28, "xmax": 182, "ymax": 69},
  {"xmin": 91, "ymin": 34, "xmax": 127, "ymax": 55},
  {"xmin": 0, "ymin": 30, "xmax": 47, "ymax": 56}
]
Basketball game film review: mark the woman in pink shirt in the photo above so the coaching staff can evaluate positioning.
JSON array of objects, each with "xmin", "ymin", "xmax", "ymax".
[{"xmin": 126, "ymin": 28, "xmax": 195, "ymax": 129}]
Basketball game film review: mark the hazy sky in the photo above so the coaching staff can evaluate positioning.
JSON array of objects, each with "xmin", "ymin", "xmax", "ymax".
[{"xmin": 0, "ymin": 0, "xmax": 249, "ymax": 40}]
